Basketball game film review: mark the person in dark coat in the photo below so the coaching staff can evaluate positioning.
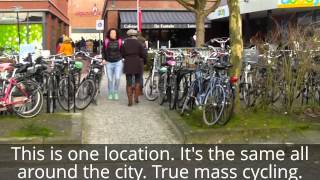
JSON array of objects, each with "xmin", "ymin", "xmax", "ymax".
[
  {"xmin": 121, "ymin": 29, "xmax": 147, "ymax": 106},
  {"xmin": 80, "ymin": 37, "xmax": 86, "ymax": 51},
  {"xmin": 137, "ymin": 32, "xmax": 147, "ymax": 95}
]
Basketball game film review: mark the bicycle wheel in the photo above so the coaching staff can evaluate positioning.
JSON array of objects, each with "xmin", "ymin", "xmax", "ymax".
[
  {"xmin": 176, "ymin": 75, "xmax": 190, "ymax": 109},
  {"xmin": 169, "ymin": 75, "xmax": 177, "ymax": 110},
  {"xmin": 240, "ymin": 73, "xmax": 254, "ymax": 107},
  {"xmin": 158, "ymin": 73, "xmax": 167, "ymax": 105},
  {"xmin": 144, "ymin": 74, "xmax": 159, "ymax": 101},
  {"xmin": 46, "ymin": 76, "xmax": 54, "ymax": 113},
  {"xmin": 219, "ymin": 85, "xmax": 235, "ymax": 126},
  {"xmin": 93, "ymin": 75, "xmax": 102, "ymax": 101},
  {"xmin": 203, "ymin": 85, "xmax": 225, "ymax": 126},
  {"xmin": 57, "ymin": 77, "xmax": 75, "ymax": 111},
  {"xmin": 9, "ymin": 80, "xmax": 43, "ymax": 118},
  {"xmin": 180, "ymin": 82, "xmax": 196, "ymax": 115},
  {"xmin": 75, "ymin": 79, "xmax": 95, "ymax": 110}
]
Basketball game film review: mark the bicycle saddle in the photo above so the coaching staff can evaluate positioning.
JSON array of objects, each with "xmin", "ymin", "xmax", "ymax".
[
  {"xmin": 13, "ymin": 63, "xmax": 32, "ymax": 73},
  {"xmin": 213, "ymin": 63, "xmax": 233, "ymax": 70},
  {"xmin": 92, "ymin": 64, "xmax": 103, "ymax": 69},
  {"xmin": 166, "ymin": 60, "xmax": 176, "ymax": 67}
]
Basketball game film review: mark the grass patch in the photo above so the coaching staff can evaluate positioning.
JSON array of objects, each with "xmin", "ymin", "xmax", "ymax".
[
  {"xmin": 181, "ymin": 109, "xmax": 311, "ymax": 131},
  {"xmin": 10, "ymin": 123, "xmax": 54, "ymax": 138},
  {"xmin": 0, "ymin": 113, "xmax": 73, "ymax": 138}
]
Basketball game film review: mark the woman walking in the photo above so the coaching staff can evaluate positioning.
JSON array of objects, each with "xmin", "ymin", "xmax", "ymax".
[
  {"xmin": 102, "ymin": 28, "xmax": 123, "ymax": 100},
  {"xmin": 121, "ymin": 29, "xmax": 147, "ymax": 106}
]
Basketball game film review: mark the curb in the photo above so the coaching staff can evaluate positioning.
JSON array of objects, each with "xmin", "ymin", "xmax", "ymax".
[{"xmin": 160, "ymin": 108, "xmax": 186, "ymax": 143}]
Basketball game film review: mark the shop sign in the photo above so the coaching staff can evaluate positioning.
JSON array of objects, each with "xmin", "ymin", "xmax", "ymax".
[
  {"xmin": 75, "ymin": 11, "xmax": 102, "ymax": 17},
  {"xmin": 75, "ymin": 3, "xmax": 102, "ymax": 16},
  {"xmin": 278, "ymin": 0, "xmax": 320, "ymax": 8},
  {"xmin": 207, "ymin": 5, "xmax": 229, "ymax": 20},
  {"xmin": 122, "ymin": 24, "xmax": 211, "ymax": 29},
  {"xmin": 96, "ymin": 20, "xmax": 104, "ymax": 31},
  {"xmin": 123, "ymin": 24, "xmax": 138, "ymax": 29}
]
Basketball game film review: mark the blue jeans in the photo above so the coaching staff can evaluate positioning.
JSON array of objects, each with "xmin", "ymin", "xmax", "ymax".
[{"xmin": 106, "ymin": 60, "xmax": 123, "ymax": 94}]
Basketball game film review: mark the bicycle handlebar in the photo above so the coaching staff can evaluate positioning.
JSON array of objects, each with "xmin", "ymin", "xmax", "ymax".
[{"xmin": 211, "ymin": 37, "xmax": 230, "ymax": 44}]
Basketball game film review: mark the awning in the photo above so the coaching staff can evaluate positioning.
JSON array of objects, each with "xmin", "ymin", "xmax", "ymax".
[{"xmin": 120, "ymin": 11, "xmax": 211, "ymax": 29}]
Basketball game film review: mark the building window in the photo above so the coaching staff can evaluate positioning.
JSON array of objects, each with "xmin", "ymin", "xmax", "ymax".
[{"xmin": 0, "ymin": 12, "xmax": 44, "ymax": 51}]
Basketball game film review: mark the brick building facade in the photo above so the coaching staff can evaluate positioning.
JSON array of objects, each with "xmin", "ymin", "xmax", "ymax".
[{"xmin": 68, "ymin": 0, "xmax": 105, "ymax": 40}]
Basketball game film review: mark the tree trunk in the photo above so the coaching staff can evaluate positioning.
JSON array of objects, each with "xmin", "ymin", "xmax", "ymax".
[
  {"xmin": 195, "ymin": 13, "xmax": 206, "ymax": 47},
  {"xmin": 228, "ymin": 0, "xmax": 243, "ymax": 111}
]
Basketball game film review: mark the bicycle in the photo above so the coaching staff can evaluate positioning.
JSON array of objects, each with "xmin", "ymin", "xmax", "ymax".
[
  {"xmin": 73, "ymin": 51, "xmax": 103, "ymax": 109},
  {"xmin": 0, "ymin": 62, "xmax": 43, "ymax": 118}
]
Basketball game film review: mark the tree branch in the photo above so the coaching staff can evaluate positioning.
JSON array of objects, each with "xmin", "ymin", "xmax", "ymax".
[
  {"xmin": 176, "ymin": 0, "xmax": 196, "ymax": 12},
  {"xmin": 204, "ymin": 0, "xmax": 222, "ymax": 16}
]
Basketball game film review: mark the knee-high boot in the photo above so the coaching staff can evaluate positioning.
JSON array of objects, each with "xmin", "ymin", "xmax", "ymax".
[
  {"xmin": 134, "ymin": 83, "xmax": 140, "ymax": 104},
  {"xmin": 126, "ymin": 86, "xmax": 133, "ymax": 106}
]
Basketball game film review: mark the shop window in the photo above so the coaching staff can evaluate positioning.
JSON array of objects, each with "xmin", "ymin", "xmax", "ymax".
[{"xmin": 0, "ymin": 24, "xmax": 43, "ymax": 51}]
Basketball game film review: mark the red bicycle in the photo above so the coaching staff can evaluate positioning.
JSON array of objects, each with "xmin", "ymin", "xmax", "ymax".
[{"xmin": 0, "ymin": 63, "xmax": 43, "ymax": 118}]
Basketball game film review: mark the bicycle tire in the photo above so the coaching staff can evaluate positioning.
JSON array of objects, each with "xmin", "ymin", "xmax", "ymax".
[
  {"xmin": 144, "ymin": 75, "xmax": 159, "ymax": 101},
  {"xmin": 180, "ymin": 82, "xmax": 196, "ymax": 115},
  {"xmin": 75, "ymin": 79, "xmax": 96, "ymax": 110},
  {"xmin": 158, "ymin": 73, "xmax": 167, "ymax": 105},
  {"xmin": 218, "ymin": 85, "xmax": 235, "ymax": 126},
  {"xmin": 9, "ymin": 80, "xmax": 44, "ymax": 118},
  {"xmin": 47, "ymin": 76, "xmax": 54, "ymax": 113},
  {"xmin": 169, "ymin": 75, "xmax": 177, "ymax": 110},
  {"xmin": 203, "ymin": 84, "xmax": 225, "ymax": 126},
  {"xmin": 93, "ymin": 75, "xmax": 101, "ymax": 101},
  {"xmin": 57, "ymin": 77, "xmax": 75, "ymax": 111},
  {"xmin": 177, "ymin": 75, "xmax": 190, "ymax": 109}
]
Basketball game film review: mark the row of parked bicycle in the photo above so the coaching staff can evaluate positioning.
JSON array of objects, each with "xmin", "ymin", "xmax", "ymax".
[
  {"xmin": 240, "ymin": 45, "xmax": 320, "ymax": 108},
  {"xmin": 143, "ymin": 38, "xmax": 320, "ymax": 126},
  {"xmin": 0, "ymin": 51, "xmax": 103, "ymax": 118},
  {"xmin": 143, "ymin": 38, "xmax": 237, "ymax": 126}
]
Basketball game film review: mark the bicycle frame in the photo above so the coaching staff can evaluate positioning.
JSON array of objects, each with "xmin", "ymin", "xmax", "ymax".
[{"xmin": 0, "ymin": 71, "xmax": 29, "ymax": 109}]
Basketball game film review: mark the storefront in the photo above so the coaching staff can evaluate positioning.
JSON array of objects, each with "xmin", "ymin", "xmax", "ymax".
[
  {"xmin": 119, "ymin": 11, "xmax": 211, "ymax": 48},
  {"xmin": 208, "ymin": 0, "xmax": 320, "ymax": 46},
  {"xmin": 0, "ymin": 0, "xmax": 69, "ymax": 53},
  {"xmin": 102, "ymin": 0, "xmax": 212, "ymax": 48}
]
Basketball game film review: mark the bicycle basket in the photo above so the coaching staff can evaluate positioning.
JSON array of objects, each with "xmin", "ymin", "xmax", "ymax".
[{"xmin": 74, "ymin": 61, "xmax": 83, "ymax": 71}]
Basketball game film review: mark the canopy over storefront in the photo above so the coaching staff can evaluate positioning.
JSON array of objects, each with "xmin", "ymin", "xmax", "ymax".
[
  {"xmin": 208, "ymin": 0, "xmax": 320, "ymax": 20},
  {"xmin": 119, "ymin": 11, "xmax": 211, "ymax": 29}
]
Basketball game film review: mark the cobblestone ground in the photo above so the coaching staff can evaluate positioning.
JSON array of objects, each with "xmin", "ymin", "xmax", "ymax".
[{"xmin": 82, "ymin": 75, "xmax": 180, "ymax": 144}]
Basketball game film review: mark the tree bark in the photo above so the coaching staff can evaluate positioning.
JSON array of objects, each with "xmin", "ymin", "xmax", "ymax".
[
  {"xmin": 195, "ymin": 13, "xmax": 205, "ymax": 47},
  {"xmin": 176, "ymin": 0, "xmax": 221, "ymax": 47},
  {"xmin": 227, "ymin": 0, "xmax": 243, "ymax": 111}
]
